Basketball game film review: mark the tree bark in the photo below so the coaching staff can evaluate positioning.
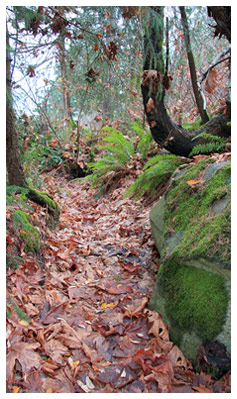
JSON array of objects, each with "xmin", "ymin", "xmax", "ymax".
[
  {"xmin": 179, "ymin": 6, "xmax": 209, "ymax": 124},
  {"xmin": 207, "ymin": 7, "xmax": 231, "ymax": 43},
  {"xmin": 58, "ymin": 33, "xmax": 73, "ymax": 125},
  {"xmin": 141, "ymin": 7, "xmax": 230, "ymax": 158},
  {"xmin": 6, "ymin": 25, "xmax": 28, "ymax": 187},
  {"xmin": 6, "ymin": 23, "xmax": 60, "ymax": 220}
]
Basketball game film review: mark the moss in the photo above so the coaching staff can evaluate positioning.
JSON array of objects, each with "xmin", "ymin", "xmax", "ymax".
[
  {"xmin": 182, "ymin": 120, "xmax": 202, "ymax": 131},
  {"xmin": 28, "ymin": 188, "xmax": 60, "ymax": 220},
  {"xmin": 164, "ymin": 160, "xmax": 231, "ymax": 265},
  {"xmin": 160, "ymin": 260, "xmax": 229, "ymax": 341},
  {"xmin": 13, "ymin": 210, "xmax": 40, "ymax": 253}
]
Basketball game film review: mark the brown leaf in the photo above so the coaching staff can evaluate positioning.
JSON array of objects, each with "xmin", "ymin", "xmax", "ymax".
[
  {"xmin": 145, "ymin": 309, "xmax": 170, "ymax": 342},
  {"xmin": 104, "ymin": 281, "xmax": 133, "ymax": 294},
  {"xmin": 45, "ymin": 339, "xmax": 69, "ymax": 364},
  {"xmin": 123, "ymin": 297, "xmax": 148, "ymax": 316},
  {"xmin": 105, "ymin": 9, "xmax": 111, "ymax": 18},
  {"xmin": 186, "ymin": 180, "xmax": 201, "ymax": 186},
  {"xmin": 42, "ymin": 359, "xmax": 60, "ymax": 376},
  {"xmin": 150, "ymin": 121, "xmax": 157, "ymax": 128},
  {"xmin": 27, "ymin": 65, "xmax": 36, "ymax": 78},
  {"xmin": 69, "ymin": 60, "xmax": 75, "ymax": 70},
  {"xmin": 168, "ymin": 345, "xmax": 190, "ymax": 369},
  {"xmin": 7, "ymin": 341, "xmax": 41, "ymax": 381},
  {"xmin": 122, "ymin": 6, "xmax": 139, "ymax": 19},
  {"xmin": 146, "ymin": 97, "xmax": 155, "ymax": 113},
  {"xmin": 23, "ymin": 136, "xmax": 30, "ymax": 150},
  {"xmin": 205, "ymin": 67, "xmax": 217, "ymax": 94},
  {"xmin": 119, "ymin": 260, "xmax": 137, "ymax": 273}
]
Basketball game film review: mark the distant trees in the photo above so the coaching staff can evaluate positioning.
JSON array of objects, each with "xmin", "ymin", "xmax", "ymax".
[
  {"xmin": 179, "ymin": 6, "xmax": 209, "ymax": 124},
  {"xmin": 6, "ymin": 25, "xmax": 28, "ymax": 187},
  {"xmin": 6, "ymin": 5, "xmax": 231, "ymax": 177},
  {"xmin": 141, "ymin": 6, "xmax": 230, "ymax": 157}
]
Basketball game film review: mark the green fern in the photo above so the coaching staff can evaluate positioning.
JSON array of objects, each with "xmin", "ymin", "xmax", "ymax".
[
  {"xmin": 125, "ymin": 154, "xmax": 183, "ymax": 198},
  {"xmin": 100, "ymin": 127, "xmax": 134, "ymax": 161},
  {"xmin": 7, "ymin": 296, "xmax": 30, "ymax": 323},
  {"xmin": 86, "ymin": 127, "xmax": 135, "ymax": 188},
  {"xmin": 189, "ymin": 132, "xmax": 226, "ymax": 157}
]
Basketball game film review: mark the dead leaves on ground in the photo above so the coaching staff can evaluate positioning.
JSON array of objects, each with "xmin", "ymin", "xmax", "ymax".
[{"xmin": 6, "ymin": 177, "xmax": 230, "ymax": 393}]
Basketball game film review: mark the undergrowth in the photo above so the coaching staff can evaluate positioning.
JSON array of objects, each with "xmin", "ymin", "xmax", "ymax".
[
  {"xmin": 124, "ymin": 154, "xmax": 184, "ymax": 199},
  {"xmin": 85, "ymin": 123, "xmax": 153, "ymax": 192},
  {"xmin": 189, "ymin": 132, "xmax": 227, "ymax": 157}
]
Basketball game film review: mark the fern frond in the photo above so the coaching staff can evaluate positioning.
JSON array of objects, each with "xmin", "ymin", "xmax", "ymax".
[
  {"xmin": 125, "ymin": 154, "xmax": 184, "ymax": 199},
  {"xmin": 189, "ymin": 132, "xmax": 226, "ymax": 156}
]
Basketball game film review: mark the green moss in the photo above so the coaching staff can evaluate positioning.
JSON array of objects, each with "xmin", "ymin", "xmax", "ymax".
[
  {"xmin": 13, "ymin": 210, "xmax": 40, "ymax": 253},
  {"xmin": 164, "ymin": 160, "xmax": 231, "ymax": 265},
  {"xmin": 28, "ymin": 188, "xmax": 60, "ymax": 217},
  {"xmin": 161, "ymin": 260, "xmax": 229, "ymax": 340},
  {"xmin": 182, "ymin": 120, "xmax": 202, "ymax": 130}
]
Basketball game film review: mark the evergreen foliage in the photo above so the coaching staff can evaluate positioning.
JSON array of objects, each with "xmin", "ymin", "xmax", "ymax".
[
  {"xmin": 86, "ymin": 127, "xmax": 135, "ymax": 190},
  {"xmin": 7, "ymin": 295, "xmax": 30, "ymax": 323},
  {"xmin": 86, "ymin": 123, "xmax": 153, "ymax": 191},
  {"xmin": 189, "ymin": 132, "xmax": 226, "ymax": 156},
  {"xmin": 125, "ymin": 154, "xmax": 184, "ymax": 198}
]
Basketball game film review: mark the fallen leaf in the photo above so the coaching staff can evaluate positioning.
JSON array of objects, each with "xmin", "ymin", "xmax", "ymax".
[
  {"xmin": 100, "ymin": 302, "xmax": 116, "ymax": 309},
  {"xmin": 7, "ymin": 341, "xmax": 41, "ymax": 381},
  {"xmin": 45, "ymin": 339, "xmax": 69, "ymax": 364},
  {"xmin": 19, "ymin": 319, "xmax": 29, "ymax": 326},
  {"xmin": 187, "ymin": 180, "xmax": 201, "ymax": 186}
]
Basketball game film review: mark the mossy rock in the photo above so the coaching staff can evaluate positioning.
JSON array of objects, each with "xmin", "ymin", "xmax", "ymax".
[
  {"xmin": 149, "ymin": 158, "xmax": 231, "ymax": 361},
  {"xmin": 13, "ymin": 210, "xmax": 40, "ymax": 254}
]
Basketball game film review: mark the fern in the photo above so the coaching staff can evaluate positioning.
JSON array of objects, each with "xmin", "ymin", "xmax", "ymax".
[
  {"xmin": 101, "ymin": 127, "xmax": 134, "ymax": 161},
  {"xmin": 85, "ymin": 124, "xmax": 155, "ymax": 192},
  {"xmin": 86, "ymin": 127, "xmax": 135, "ymax": 189},
  {"xmin": 125, "ymin": 154, "xmax": 183, "ymax": 198},
  {"xmin": 189, "ymin": 132, "xmax": 226, "ymax": 157},
  {"xmin": 7, "ymin": 296, "xmax": 30, "ymax": 323}
]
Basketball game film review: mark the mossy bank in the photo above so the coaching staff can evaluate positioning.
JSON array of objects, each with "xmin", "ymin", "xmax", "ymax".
[
  {"xmin": 13, "ymin": 210, "xmax": 41, "ymax": 253},
  {"xmin": 149, "ymin": 158, "xmax": 231, "ymax": 361}
]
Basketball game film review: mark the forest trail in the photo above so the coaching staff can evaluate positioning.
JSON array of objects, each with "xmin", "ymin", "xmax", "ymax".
[{"xmin": 6, "ymin": 176, "xmax": 230, "ymax": 393}]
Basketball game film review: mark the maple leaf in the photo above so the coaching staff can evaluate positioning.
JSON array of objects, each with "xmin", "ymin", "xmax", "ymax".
[
  {"xmin": 168, "ymin": 345, "xmax": 190, "ymax": 369},
  {"xmin": 7, "ymin": 341, "xmax": 42, "ymax": 382}
]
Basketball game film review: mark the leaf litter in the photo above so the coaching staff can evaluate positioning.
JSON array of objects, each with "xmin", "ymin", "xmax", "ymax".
[{"xmin": 6, "ymin": 175, "xmax": 231, "ymax": 393}]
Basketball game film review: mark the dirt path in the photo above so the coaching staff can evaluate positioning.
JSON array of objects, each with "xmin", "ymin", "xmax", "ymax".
[{"xmin": 6, "ymin": 177, "xmax": 230, "ymax": 393}]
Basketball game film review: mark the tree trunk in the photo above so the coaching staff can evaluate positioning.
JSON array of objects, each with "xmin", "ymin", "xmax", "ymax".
[
  {"xmin": 6, "ymin": 24, "xmax": 60, "ymax": 221},
  {"xmin": 207, "ymin": 7, "xmax": 231, "ymax": 43},
  {"xmin": 6, "ymin": 26, "xmax": 28, "ymax": 187},
  {"xmin": 141, "ymin": 7, "xmax": 230, "ymax": 158},
  {"xmin": 59, "ymin": 33, "xmax": 73, "ymax": 125},
  {"xmin": 179, "ymin": 6, "xmax": 209, "ymax": 124}
]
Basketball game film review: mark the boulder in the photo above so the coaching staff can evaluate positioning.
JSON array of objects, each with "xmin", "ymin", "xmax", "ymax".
[{"xmin": 149, "ymin": 158, "xmax": 231, "ymax": 361}]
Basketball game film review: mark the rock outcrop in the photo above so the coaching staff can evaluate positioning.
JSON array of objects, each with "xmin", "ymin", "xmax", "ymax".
[{"xmin": 149, "ymin": 158, "xmax": 231, "ymax": 361}]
